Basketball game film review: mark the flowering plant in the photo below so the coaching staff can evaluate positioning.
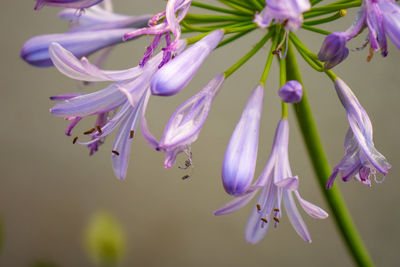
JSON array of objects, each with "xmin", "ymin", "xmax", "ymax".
[{"xmin": 21, "ymin": 0, "xmax": 399, "ymax": 265}]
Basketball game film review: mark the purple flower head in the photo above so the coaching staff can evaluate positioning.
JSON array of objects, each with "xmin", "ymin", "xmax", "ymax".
[
  {"xmin": 215, "ymin": 119, "xmax": 328, "ymax": 243},
  {"xmin": 21, "ymin": 28, "xmax": 134, "ymax": 67},
  {"xmin": 150, "ymin": 30, "xmax": 224, "ymax": 96},
  {"xmin": 222, "ymin": 85, "xmax": 264, "ymax": 196},
  {"xmin": 278, "ymin": 80, "xmax": 303, "ymax": 103},
  {"xmin": 58, "ymin": 6, "xmax": 151, "ymax": 32},
  {"xmin": 48, "ymin": 40, "xmax": 176, "ymax": 179},
  {"xmin": 327, "ymin": 78, "xmax": 391, "ymax": 188},
  {"xmin": 35, "ymin": 0, "xmax": 103, "ymax": 10},
  {"xmin": 254, "ymin": 0, "xmax": 311, "ymax": 31},
  {"xmin": 142, "ymin": 74, "xmax": 225, "ymax": 168},
  {"xmin": 124, "ymin": 0, "xmax": 192, "ymax": 51},
  {"xmin": 318, "ymin": 32, "xmax": 350, "ymax": 69}
]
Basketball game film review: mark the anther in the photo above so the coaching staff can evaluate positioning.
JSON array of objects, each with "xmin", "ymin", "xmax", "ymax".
[
  {"xmin": 367, "ymin": 47, "xmax": 374, "ymax": 62},
  {"xmin": 130, "ymin": 130, "xmax": 135, "ymax": 139},
  {"xmin": 256, "ymin": 204, "xmax": 261, "ymax": 211},
  {"xmin": 182, "ymin": 174, "xmax": 190, "ymax": 180},
  {"xmin": 273, "ymin": 208, "xmax": 280, "ymax": 212},
  {"xmin": 96, "ymin": 126, "xmax": 102, "ymax": 134},
  {"xmin": 84, "ymin": 128, "xmax": 95, "ymax": 135},
  {"xmin": 72, "ymin": 136, "xmax": 78, "ymax": 144},
  {"xmin": 273, "ymin": 217, "xmax": 280, "ymax": 223},
  {"xmin": 261, "ymin": 218, "xmax": 268, "ymax": 223},
  {"xmin": 112, "ymin": 150, "xmax": 120, "ymax": 156}
]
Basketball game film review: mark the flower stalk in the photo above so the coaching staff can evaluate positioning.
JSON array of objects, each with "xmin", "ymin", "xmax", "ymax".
[{"xmin": 286, "ymin": 43, "xmax": 374, "ymax": 267}]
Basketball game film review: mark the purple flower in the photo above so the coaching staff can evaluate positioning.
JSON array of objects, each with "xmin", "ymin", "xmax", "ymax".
[
  {"xmin": 141, "ymin": 74, "xmax": 225, "ymax": 168},
  {"xmin": 318, "ymin": 32, "xmax": 349, "ymax": 69},
  {"xmin": 254, "ymin": 0, "xmax": 311, "ymax": 31},
  {"xmin": 327, "ymin": 79, "xmax": 391, "ymax": 188},
  {"xmin": 34, "ymin": 0, "xmax": 103, "ymax": 10},
  {"xmin": 278, "ymin": 80, "xmax": 303, "ymax": 103},
  {"xmin": 150, "ymin": 30, "xmax": 224, "ymax": 96},
  {"xmin": 21, "ymin": 28, "xmax": 135, "ymax": 67},
  {"xmin": 378, "ymin": 1, "xmax": 400, "ymax": 50},
  {"xmin": 48, "ymin": 41, "xmax": 180, "ymax": 179},
  {"xmin": 215, "ymin": 119, "xmax": 328, "ymax": 243},
  {"xmin": 58, "ymin": 6, "xmax": 151, "ymax": 32},
  {"xmin": 222, "ymin": 85, "xmax": 264, "ymax": 196}
]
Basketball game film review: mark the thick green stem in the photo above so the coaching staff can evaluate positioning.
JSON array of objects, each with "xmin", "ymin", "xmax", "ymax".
[{"xmin": 285, "ymin": 44, "xmax": 374, "ymax": 267}]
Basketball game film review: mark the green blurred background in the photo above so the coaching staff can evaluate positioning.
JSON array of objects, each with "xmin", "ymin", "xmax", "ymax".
[{"xmin": 0, "ymin": 1, "xmax": 400, "ymax": 266}]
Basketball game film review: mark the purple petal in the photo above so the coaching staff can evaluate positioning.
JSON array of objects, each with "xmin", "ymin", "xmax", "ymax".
[
  {"xmin": 274, "ymin": 177, "xmax": 299, "ymax": 191},
  {"xmin": 222, "ymin": 85, "xmax": 264, "ymax": 196},
  {"xmin": 294, "ymin": 191, "xmax": 328, "ymax": 219},
  {"xmin": 150, "ymin": 30, "xmax": 224, "ymax": 96},
  {"xmin": 214, "ymin": 189, "xmax": 258, "ymax": 216}
]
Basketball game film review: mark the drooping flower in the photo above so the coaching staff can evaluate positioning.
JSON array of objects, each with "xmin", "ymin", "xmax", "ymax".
[
  {"xmin": 150, "ymin": 29, "xmax": 224, "ymax": 96},
  {"xmin": 278, "ymin": 80, "xmax": 303, "ymax": 103},
  {"xmin": 254, "ymin": 0, "xmax": 311, "ymax": 31},
  {"xmin": 222, "ymin": 85, "xmax": 264, "ymax": 196},
  {"xmin": 48, "ymin": 40, "xmax": 186, "ymax": 179},
  {"xmin": 215, "ymin": 119, "xmax": 328, "ymax": 243},
  {"xmin": 142, "ymin": 74, "xmax": 225, "ymax": 168},
  {"xmin": 327, "ymin": 78, "xmax": 391, "ymax": 188},
  {"xmin": 34, "ymin": 0, "xmax": 103, "ymax": 10}
]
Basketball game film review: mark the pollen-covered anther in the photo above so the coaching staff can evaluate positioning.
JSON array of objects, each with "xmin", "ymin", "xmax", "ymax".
[
  {"xmin": 72, "ymin": 136, "xmax": 78, "ymax": 144},
  {"xmin": 84, "ymin": 128, "xmax": 96, "ymax": 135},
  {"xmin": 273, "ymin": 208, "xmax": 280, "ymax": 212},
  {"xmin": 261, "ymin": 217, "xmax": 268, "ymax": 223},
  {"xmin": 96, "ymin": 125, "xmax": 102, "ymax": 134},
  {"xmin": 256, "ymin": 204, "xmax": 261, "ymax": 211},
  {"xmin": 129, "ymin": 130, "xmax": 135, "ymax": 139},
  {"xmin": 112, "ymin": 150, "xmax": 120, "ymax": 156},
  {"xmin": 182, "ymin": 174, "xmax": 190, "ymax": 180},
  {"xmin": 367, "ymin": 47, "xmax": 374, "ymax": 62},
  {"xmin": 273, "ymin": 216, "xmax": 280, "ymax": 223}
]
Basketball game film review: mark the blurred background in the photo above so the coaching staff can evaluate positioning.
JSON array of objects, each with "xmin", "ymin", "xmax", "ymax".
[{"xmin": 1, "ymin": 1, "xmax": 400, "ymax": 266}]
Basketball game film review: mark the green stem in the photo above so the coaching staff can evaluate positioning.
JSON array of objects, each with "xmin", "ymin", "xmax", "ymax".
[
  {"xmin": 191, "ymin": 1, "xmax": 253, "ymax": 16},
  {"xmin": 301, "ymin": 25, "xmax": 332, "ymax": 35},
  {"xmin": 259, "ymin": 28, "xmax": 280, "ymax": 85},
  {"xmin": 279, "ymin": 57, "xmax": 288, "ymax": 118},
  {"xmin": 224, "ymin": 30, "xmax": 274, "ymax": 78},
  {"xmin": 285, "ymin": 44, "xmax": 374, "ymax": 267},
  {"xmin": 183, "ymin": 14, "xmax": 251, "ymax": 24},
  {"xmin": 217, "ymin": 29, "xmax": 255, "ymax": 48},
  {"xmin": 245, "ymin": 0, "xmax": 263, "ymax": 11},
  {"xmin": 216, "ymin": 0, "xmax": 254, "ymax": 13},
  {"xmin": 304, "ymin": 10, "xmax": 346, "ymax": 26}
]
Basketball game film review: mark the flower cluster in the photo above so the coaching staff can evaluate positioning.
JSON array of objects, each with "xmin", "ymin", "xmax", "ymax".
[{"xmin": 21, "ymin": 0, "xmax": 396, "ymax": 245}]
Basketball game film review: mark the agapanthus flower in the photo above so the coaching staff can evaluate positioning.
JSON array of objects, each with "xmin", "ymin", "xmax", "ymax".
[
  {"xmin": 215, "ymin": 119, "xmax": 328, "ymax": 243},
  {"xmin": 150, "ymin": 29, "xmax": 224, "ymax": 96},
  {"xmin": 48, "ymin": 39, "xmax": 186, "ymax": 179},
  {"xmin": 327, "ymin": 78, "xmax": 391, "ymax": 188},
  {"xmin": 254, "ymin": 0, "xmax": 311, "ymax": 31},
  {"xmin": 318, "ymin": 0, "xmax": 400, "ymax": 68},
  {"xmin": 222, "ymin": 85, "xmax": 264, "ymax": 196},
  {"xmin": 35, "ymin": 0, "xmax": 103, "ymax": 10},
  {"xmin": 142, "ymin": 74, "xmax": 225, "ymax": 168},
  {"xmin": 278, "ymin": 80, "xmax": 303, "ymax": 103}
]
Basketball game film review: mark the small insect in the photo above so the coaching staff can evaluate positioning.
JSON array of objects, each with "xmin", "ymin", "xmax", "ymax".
[
  {"xmin": 83, "ymin": 128, "xmax": 95, "ymax": 135},
  {"xmin": 72, "ymin": 136, "xmax": 78, "ymax": 144},
  {"xmin": 182, "ymin": 174, "xmax": 190, "ymax": 180},
  {"xmin": 273, "ymin": 208, "xmax": 280, "ymax": 212},
  {"xmin": 273, "ymin": 216, "xmax": 280, "ymax": 223},
  {"xmin": 256, "ymin": 204, "xmax": 261, "ymax": 211},
  {"xmin": 261, "ymin": 218, "xmax": 268, "ymax": 223},
  {"xmin": 130, "ymin": 130, "xmax": 135, "ymax": 139},
  {"xmin": 96, "ymin": 125, "xmax": 102, "ymax": 134},
  {"xmin": 112, "ymin": 150, "xmax": 120, "ymax": 156}
]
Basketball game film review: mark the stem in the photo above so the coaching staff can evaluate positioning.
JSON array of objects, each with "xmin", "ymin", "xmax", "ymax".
[
  {"xmin": 216, "ymin": 0, "xmax": 254, "ymax": 13},
  {"xmin": 301, "ymin": 25, "xmax": 332, "ymax": 35},
  {"xmin": 184, "ymin": 14, "xmax": 251, "ymax": 24},
  {"xmin": 259, "ymin": 29, "xmax": 280, "ymax": 85},
  {"xmin": 224, "ymin": 30, "xmax": 274, "ymax": 78},
  {"xmin": 279, "ymin": 57, "xmax": 288, "ymax": 118},
  {"xmin": 285, "ymin": 44, "xmax": 374, "ymax": 267},
  {"xmin": 304, "ymin": 10, "xmax": 346, "ymax": 26},
  {"xmin": 217, "ymin": 29, "xmax": 255, "ymax": 48},
  {"xmin": 191, "ymin": 1, "xmax": 253, "ymax": 16}
]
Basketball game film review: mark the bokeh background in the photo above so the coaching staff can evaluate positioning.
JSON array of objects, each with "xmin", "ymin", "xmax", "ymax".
[{"xmin": 1, "ymin": 1, "xmax": 400, "ymax": 266}]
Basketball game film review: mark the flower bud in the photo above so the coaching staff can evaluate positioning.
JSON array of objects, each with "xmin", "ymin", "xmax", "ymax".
[
  {"xmin": 323, "ymin": 47, "xmax": 349, "ymax": 70},
  {"xmin": 278, "ymin": 80, "xmax": 303, "ymax": 103},
  {"xmin": 318, "ymin": 32, "xmax": 348, "ymax": 62},
  {"xmin": 222, "ymin": 85, "xmax": 264, "ymax": 196},
  {"xmin": 150, "ymin": 29, "xmax": 224, "ymax": 96}
]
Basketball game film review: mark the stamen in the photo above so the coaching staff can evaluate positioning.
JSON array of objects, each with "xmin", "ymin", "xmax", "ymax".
[
  {"xmin": 130, "ymin": 130, "xmax": 135, "ymax": 139},
  {"xmin": 273, "ymin": 216, "xmax": 280, "ymax": 223},
  {"xmin": 72, "ymin": 136, "xmax": 78, "ymax": 144},
  {"xmin": 96, "ymin": 126, "xmax": 102, "ymax": 134},
  {"xmin": 367, "ymin": 47, "xmax": 374, "ymax": 62},
  {"xmin": 182, "ymin": 174, "xmax": 190, "ymax": 180},
  {"xmin": 256, "ymin": 204, "xmax": 261, "ymax": 211},
  {"xmin": 273, "ymin": 208, "xmax": 280, "ymax": 212},
  {"xmin": 261, "ymin": 218, "xmax": 268, "ymax": 223},
  {"xmin": 84, "ymin": 128, "xmax": 96, "ymax": 135},
  {"xmin": 112, "ymin": 150, "xmax": 120, "ymax": 156}
]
